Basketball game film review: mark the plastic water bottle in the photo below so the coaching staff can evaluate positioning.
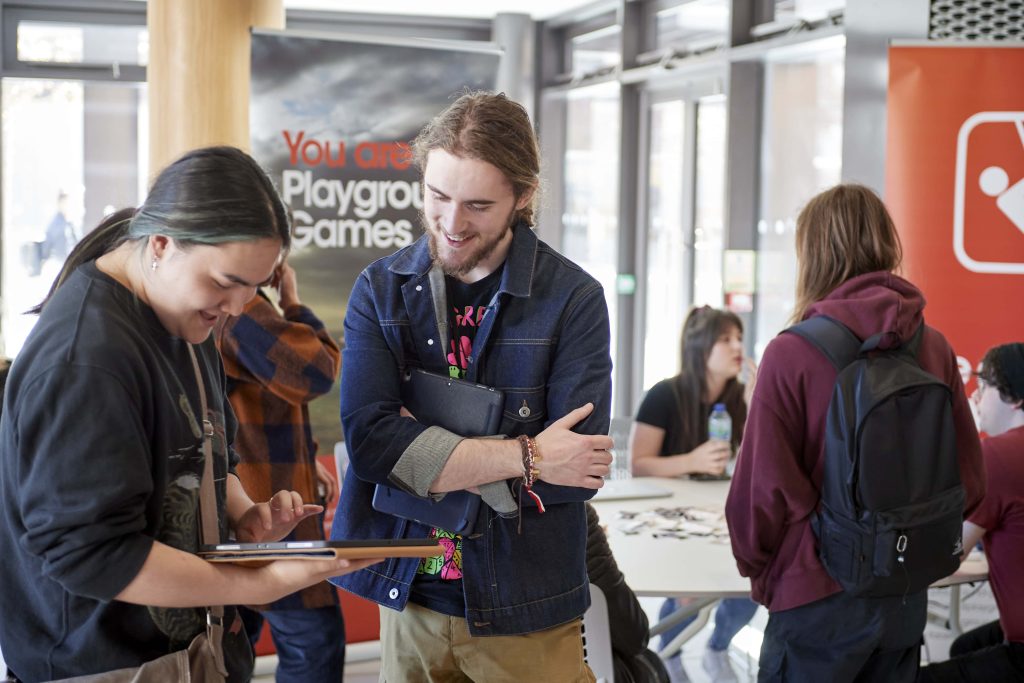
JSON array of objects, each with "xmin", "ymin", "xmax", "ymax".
[
  {"xmin": 708, "ymin": 403, "xmax": 732, "ymax": 444},
  {"xmin": 693, "ymin": 404, "xmax": 733, "ymax": 481}
]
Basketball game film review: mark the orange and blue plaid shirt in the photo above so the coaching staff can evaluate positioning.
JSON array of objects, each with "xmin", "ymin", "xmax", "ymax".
[{"xmin": 215, "ymin": 290, "xmax": 341, "ymax": 610}]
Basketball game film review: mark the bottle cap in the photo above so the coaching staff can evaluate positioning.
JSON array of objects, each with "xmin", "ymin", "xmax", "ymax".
[{"xmin": 713, "ymin": 403, "xmax": 725, "ymax": 410}]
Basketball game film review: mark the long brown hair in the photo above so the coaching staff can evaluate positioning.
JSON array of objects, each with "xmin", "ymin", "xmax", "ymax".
[
  {"xmin": 412, "ymin": 91, "xmax": 539, "ymax": 226},
  {"xmin": 792, "ymin": 184, "xmax": 903, "ymax": 323},
  {"xmin": 669, "ymin": 306, "xmax": 747, "ymax": 455}
]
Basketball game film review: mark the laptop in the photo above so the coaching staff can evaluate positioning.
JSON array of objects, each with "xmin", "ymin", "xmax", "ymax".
[{"xmin": 592, "ymin": 478, "xmax": 673, "ymax": 502}]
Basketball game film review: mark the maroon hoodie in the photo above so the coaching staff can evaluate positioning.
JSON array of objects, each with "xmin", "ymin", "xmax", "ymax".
[{"xmin": 725, "ymin": 271, "xmax": 985, "ymax": 612}]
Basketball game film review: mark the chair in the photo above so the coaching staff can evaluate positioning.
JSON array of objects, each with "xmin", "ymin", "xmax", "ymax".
[
  {"xmin": 608, "ymin": 415, "xmax": 634, "ymax": 479},
  {"xmin": 583, "ymin": 583, "xmax": 615, "ymax": 683}
]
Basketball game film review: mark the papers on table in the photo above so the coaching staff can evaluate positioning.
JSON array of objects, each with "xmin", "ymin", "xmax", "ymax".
[{"xmin": 613, "ymin": 505, "xmax": 730, "ymax": 540}]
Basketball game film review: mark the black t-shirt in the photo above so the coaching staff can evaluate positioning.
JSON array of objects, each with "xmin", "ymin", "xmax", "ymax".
[
  {"xmin": 444, "ymin": 267, "xmax": 503, "ymax": 379},
  {"xmin": 635, "ymin": 378, "xmax": 698, "ymax": 456},
  {"xmin": 409, "ymin": 266, "xmax": 503, "ymax": 617},
  {"xmin": 635, "ymin": 377, "xmax": 745, "ymax": 457}
]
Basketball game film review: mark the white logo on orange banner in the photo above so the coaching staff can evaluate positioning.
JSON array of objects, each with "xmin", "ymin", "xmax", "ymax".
[{"xmin": 953, "ymin": 111, "xmax": 1024, "ymax": 274}]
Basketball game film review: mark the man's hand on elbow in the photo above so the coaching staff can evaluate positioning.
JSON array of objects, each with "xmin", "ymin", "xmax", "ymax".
[{"xmin": 533, "ymin": 403, "xmax": 614, "ymax": 489}]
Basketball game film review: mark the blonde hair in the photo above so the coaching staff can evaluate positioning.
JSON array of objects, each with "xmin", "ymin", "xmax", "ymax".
[
  {"xmin": 412, "ymin": 91, "xmax": 539, "ymax": 226},
  {"xmin": 792, "ymin": 184, "xmax": 903, "ymax": 323}
]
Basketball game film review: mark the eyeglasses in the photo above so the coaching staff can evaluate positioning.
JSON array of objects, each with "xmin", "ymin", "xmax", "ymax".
[
  {"xmin": 971, "ymin": 371, "xmax": 990, "ymax": 395},
  {"xmin": 973, "ymin": 375, "xmax": 999, "ymax": 401}
]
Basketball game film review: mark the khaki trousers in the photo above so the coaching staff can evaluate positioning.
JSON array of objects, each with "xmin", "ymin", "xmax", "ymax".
[{"xmin": 379, "ymin": 602, "xmax": 596, "ymax": 683}]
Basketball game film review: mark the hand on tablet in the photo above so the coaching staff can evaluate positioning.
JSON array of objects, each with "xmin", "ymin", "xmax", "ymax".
[{"xmin": 234, "ymin": 489, "xmax": 324, "ymax": 543}]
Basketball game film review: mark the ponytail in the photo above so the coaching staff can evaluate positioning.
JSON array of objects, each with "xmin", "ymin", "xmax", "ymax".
[{"xmin": 29, "ymin": 207, "xmax": 137, "ymax": 314}]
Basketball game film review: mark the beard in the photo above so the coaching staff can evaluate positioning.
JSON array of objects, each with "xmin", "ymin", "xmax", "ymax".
[{"xmin": 424, "ymin": 209, "xmax": 516, "ymax": 278}]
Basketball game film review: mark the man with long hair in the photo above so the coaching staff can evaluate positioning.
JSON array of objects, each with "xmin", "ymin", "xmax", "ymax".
[{"xmin": 330, "ymin": 92, "xmax": 614, "ymax": 680}]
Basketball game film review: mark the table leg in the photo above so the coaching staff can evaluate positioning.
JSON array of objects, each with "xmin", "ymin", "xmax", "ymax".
[
  {"xmin": 925, "ymin": 585, "xmax": 965, "ymax": 637},
  {"xmin": 653, "ymin": 598, "xmax": 719, "ymax": 660},
  {"xmin": 947, "ymin": 584, "xmax": 962, "ymax": 637}
]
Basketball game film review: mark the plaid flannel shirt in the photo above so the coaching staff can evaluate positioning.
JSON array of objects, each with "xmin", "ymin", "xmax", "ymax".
[{"xmin": 215, "ymin": 290, "xmax": 341, "ymax": 610}]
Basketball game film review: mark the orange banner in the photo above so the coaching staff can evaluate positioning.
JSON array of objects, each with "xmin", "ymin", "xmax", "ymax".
[{"xmin": 887, "ymin": 45, "xmax": 1024, "ymax": 382}]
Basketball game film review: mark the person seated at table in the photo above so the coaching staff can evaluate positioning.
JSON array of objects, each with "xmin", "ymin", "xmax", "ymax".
[
  {"xmin": 586, "ymin": 503, "xmax": 670, "ymax": 683},
  {"xmin": 918, "ymin": 342, "xmax": 1024, "ymax": 683},
  {"xmin": 630, "ymin": 305, "xmax": 758, "ymax": 683}
]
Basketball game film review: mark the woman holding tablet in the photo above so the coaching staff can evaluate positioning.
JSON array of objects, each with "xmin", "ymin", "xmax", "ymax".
[{"xmin": 0, "ymin": 147, "xmax": 378, "ymax": 682}]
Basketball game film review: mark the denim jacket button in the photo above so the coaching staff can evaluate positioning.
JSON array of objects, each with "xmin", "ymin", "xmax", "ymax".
[
  {"xmin": 427, "ymin": 339, "xmax": 434, "ymax": 346},
  {"xmin": 415, "ymin": 285, "xmax": 423, "ymax": 291},
  {"xmin": 518, "ymin": 403, "xmax": 531, "ymax": 418},
  {"xmin": 388, "ymin": 588, "xmax": 399, "ymax": 600}
]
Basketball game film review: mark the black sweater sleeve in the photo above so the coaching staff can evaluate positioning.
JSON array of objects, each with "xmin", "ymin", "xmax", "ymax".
[{"xmin": 585, "ymin": 503, "xmax": 650, "ymax": 657}]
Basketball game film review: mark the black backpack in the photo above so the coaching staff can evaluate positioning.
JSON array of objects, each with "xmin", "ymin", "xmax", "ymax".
[{"xmin": 786, "ymin": 316, "xmax": 965, "ymax": 598}]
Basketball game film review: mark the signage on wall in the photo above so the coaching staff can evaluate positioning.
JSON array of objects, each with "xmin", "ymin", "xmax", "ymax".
[
  {"xmin": 952, "ymin": 111, "xmax": 1024, "ymax": 274},
  {"xmin": 886, "ymin": 44, "xmax": 1024, "ymax": 385},
  {"xmin": 723, "ymin": 249, "xmax": 756, "ymax": 314},
  {"xmin": 251, "ymin": 30, "xmax": 500, "ymax": 450}
]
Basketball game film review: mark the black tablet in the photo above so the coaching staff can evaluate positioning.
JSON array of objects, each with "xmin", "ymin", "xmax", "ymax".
[{"xmin": 198, "ymin": 538, "xmax": 442, "ymax": 563}]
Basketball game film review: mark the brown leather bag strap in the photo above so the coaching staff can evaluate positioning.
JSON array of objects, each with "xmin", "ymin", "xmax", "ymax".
[{"xmin": 187, "ymin": 345, "xmax": 227, "ymax": 675}]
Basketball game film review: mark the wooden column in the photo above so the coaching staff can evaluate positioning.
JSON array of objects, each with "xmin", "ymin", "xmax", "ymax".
[{"xmin": 147, "ymin": 0, "xmax": 284, "ymax": 177}]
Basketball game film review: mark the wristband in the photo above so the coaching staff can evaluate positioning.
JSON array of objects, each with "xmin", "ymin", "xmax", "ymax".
[{"xmin": 516, "ymin": 435, "xmax": 545, "ymax": 514}]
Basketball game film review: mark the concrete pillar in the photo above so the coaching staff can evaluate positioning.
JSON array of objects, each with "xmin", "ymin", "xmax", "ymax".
[
  {"xmin": 147, "ymin": 0, "xmax": 284, "ymax": 177},
  {"xmin": 491, "ymin": 13, "xmax": 535, "ymax": 119},
  {"xmin": 840, "ymin": 0, "xmax": 930, "ymax": 193}
]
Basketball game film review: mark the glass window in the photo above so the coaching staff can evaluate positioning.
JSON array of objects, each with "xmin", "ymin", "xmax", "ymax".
[
  {"xmin": 754, "ymin": 35, "xmax": 845, "ymax": 355},
  {"xmin": 655, "ymin": 0, "xmax": 730, "ymax": 53},
  {"xmin": 773, "ymin": 0, "xmax": 846, "ymax": 24},
  {"xmin": 571, "ymin": 25, "xmax": 621, "ymax": 77},
  {"xmin": 2, "ymin": 78, "xmax": 147, "ymax": 357},
  {"xmin": 17, "ymin": 21, "xmax": 149, "ymax": 66},
  {"xmin": 561, "ymin": 82, "xmax": 620, "ymax": 384},
  {"xmin": 642, "ymin": 99, "xmax": 688, "ymax": 391},
  {"xmin": 693, "ymin": 94, "xmax": 727, "ymax": 308}
]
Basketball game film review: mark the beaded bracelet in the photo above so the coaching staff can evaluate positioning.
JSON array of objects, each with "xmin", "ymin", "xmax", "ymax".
[{"xmin": 516, "ymin": 434, "xmax": 545, "ymax": 513}]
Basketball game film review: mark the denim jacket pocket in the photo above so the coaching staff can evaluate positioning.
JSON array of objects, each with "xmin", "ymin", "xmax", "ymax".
[{"xmin": 500, "ymin": 387, "xmax": 547, "ymax": 432}]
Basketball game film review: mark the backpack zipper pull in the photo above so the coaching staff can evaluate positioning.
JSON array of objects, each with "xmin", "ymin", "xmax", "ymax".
[
  {"xmin": 896, "ymin": 533, "xmax": 908, "ymax": 564},
  {"xmin": 897, "ymin": 533, "xmax": 910, "ymax": 604}
]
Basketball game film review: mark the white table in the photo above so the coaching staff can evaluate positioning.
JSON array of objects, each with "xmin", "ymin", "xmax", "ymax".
[
  {"xmin": 590, "ymin": 477, "xmax": 990, "ymax": 653},
  {"xmin": 590, "ymin": 477, "xmax": 746, "ymax": 657},
  {"xmin": 590, "ymin": 477, "xmax": 746, "ymax": 598}
]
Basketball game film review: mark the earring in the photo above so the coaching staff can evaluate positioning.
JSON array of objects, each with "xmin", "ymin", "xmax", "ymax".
[{"xmin": 151, "ymin": 258, "xmax": 158, "ymax": 271}]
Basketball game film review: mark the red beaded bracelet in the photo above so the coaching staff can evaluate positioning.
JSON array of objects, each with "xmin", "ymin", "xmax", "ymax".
[{"xmin": 516, "ymin": 435, "xmax": 545, "ymax": 513}]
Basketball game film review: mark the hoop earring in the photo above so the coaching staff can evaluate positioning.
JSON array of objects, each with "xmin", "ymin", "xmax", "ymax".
[{"xmin": 151, "ymin": 258, "xmax": 158, "ymax": 271}]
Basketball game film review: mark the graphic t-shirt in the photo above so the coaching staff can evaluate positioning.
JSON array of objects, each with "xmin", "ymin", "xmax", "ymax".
[{"xmin": 408, "ymin": 267, "xmax": 502, "ymax": 617}]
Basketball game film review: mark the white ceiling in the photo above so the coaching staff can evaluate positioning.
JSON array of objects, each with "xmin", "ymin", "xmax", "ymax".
[{"xmin": 281, "ymin": 0, "xmax": 594, "ymax": 21}]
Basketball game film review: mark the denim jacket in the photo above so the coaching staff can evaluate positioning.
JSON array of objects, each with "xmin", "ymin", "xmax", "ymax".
[{"xmin": 330, "ymin": 224, "xmax": 612, "ymax": 636}]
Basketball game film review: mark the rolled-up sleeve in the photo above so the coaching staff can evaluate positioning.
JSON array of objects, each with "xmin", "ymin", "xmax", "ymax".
[{"xmin": 340, "ymin": 272, "xmax": 441, "ymax": 487}]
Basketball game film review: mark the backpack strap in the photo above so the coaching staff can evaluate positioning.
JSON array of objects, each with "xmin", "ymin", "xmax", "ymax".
[
  {"xmin": 856, "ymin": 322, "xmax": 926, "ymax": 359},
  {"xmin": 785, "ymin": 315, "xmax": 862, "ymax": 371},
  {"xmin": 899, "ymin": 322, "xmax": 926, "ymax": 359}
]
